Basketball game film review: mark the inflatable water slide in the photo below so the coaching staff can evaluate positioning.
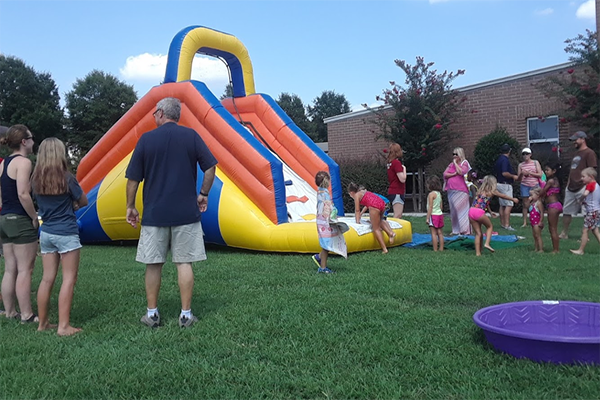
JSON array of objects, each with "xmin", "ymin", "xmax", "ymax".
[{"xmin": 75, "ymin": 26, "xmax": 412, "ymax": 253}]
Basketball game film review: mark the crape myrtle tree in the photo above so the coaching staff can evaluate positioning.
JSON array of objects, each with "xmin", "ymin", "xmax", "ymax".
[
  {"xmin": 364, "ymin": 56, "xmax": 466, "ymax": 211},
  {"xmin": 537, "ymin": 29, "xmax": 599, "ymax": 159},
  {"xmin": 276, "ymin": 92, "xmax": 313, "ymax": 139},
  {"xmin": 308, "ymin": 90, "xmax": 351, "ymax": 143},
  {"xmin": 65, "ymin": 70, "xmax": 137, "ymax": 163},
  {"xmin": 0, "ymin": 55, "xmax": 65, "ymax": 157}
]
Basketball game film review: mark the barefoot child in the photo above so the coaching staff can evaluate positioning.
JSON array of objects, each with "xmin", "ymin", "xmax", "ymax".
[
  {"xmin": 426, "ymin": 175, "xmax": 444, "ymax": 251},
  {"xmin": 32, "ymin": 138, "xmax": 88, "ymax": 336},
  {"xmin": 312, "ymin": 171, "xmax": 347, "ymax": 273},
  {"xmin": 570, "ymin": 167, "xmax": 600, "ymax": 255},
  {"xmin": 348, "ymin": 182, "xmax": 396, "ymax": 253},
  {"xmin": 468, "ymin": 175, "xmax": 519, "ymax": 256},
  {"xmin": 541, "ymin": 162, "xmax": 562, "ymax": 253},
  {"xmin": 528, "ymin": 187, "xmax": 545, "ymax": 252}
]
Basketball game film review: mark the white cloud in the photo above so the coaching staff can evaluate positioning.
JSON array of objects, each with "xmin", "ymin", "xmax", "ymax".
[
  {"xmin": 119, "ymin": 53, "xmax": 229, "ymax": 95},
  {"xmin": 576, "ymin": 0, "xmax": 595, "ymax": 19},
  {"xmin": 429, "ymin": 0, "xmax": 450, "ymax": 3},
  {"xmin": 120, "ymin": 53, "xmax": 166, "ymax": 80},
  {"xmin": 535, "ymin": 8, "xmax": 554, "ymax": 16}
]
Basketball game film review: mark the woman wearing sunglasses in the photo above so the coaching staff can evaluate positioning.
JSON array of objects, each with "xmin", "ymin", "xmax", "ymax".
[
  {"xmin": 443, "ymin": 147, "xmax": 472, "ymax": 235},
  {"xmin": 517, "ymin": 147, "xmax": 543, "ymax": 228}
]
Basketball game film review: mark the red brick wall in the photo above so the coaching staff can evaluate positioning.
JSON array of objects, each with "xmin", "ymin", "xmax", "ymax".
[{"xmin": 327, "ymin": 64, "xmax": 582, "ymax": 164}]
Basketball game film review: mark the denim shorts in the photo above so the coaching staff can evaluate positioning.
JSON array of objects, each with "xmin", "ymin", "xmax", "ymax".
[
  {"xmin": 520, "ymin": 184, "xmax": 539, "ymax": 198},
  {"xmin": 40, "ymin": 231, "xmax": 82, "ymax": 254}
]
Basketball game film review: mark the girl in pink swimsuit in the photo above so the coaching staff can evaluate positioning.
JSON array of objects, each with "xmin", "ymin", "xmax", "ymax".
[
  {"xmin": 348, "ymin": 182, "xmax": 396, "ymax": 253},
  {"xmin": 528, "ymin": 187, "xmax": 545, "ymax": 253},
  {"xmin": 468, "ymin": 175, "xmax": 519, "ymax": 256},
  {"xmin": 541, "ymin": 162, "xmax": 562, "ymax": 253}
]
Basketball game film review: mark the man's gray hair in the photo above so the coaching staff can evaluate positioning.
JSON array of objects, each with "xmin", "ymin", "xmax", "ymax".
[{"xmin": 156, "ymin": 97, "xmax": 181, "ymax": 122}]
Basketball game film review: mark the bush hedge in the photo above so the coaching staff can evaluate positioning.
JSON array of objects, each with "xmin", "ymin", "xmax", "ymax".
[{"xmin": 336, "ymin": 157, "xmax": 389, "ymax": 213}]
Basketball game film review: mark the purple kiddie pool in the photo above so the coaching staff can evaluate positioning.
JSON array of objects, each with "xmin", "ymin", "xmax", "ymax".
[{"xmin": 473, "ymin": 300, "xmax": 600, "ymax": 365}]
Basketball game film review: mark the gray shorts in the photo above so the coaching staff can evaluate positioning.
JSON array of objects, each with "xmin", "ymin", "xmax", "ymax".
[
  {"xmin": 496, "ymin": 183, "xmax": 514, "ymax": 207},
  {"xmin": 136, "ymin": 221, "xmax": 206, "ymax": 264},
  {"xmin": 40, "ymin": 231, "xmax": 82, "ymax": 254},
  {"xmin": 563, "ymin": 187, "xmax": 586, "ymax": 215}
]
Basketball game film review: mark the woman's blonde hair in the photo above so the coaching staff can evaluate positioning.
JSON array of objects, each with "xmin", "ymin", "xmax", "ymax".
[
  {"xmin": 31, "ymin": 137, "xmax": 68, "ymax": 195},
  {"xmin": 387, "ymin": 143, "xmax": 403, "ymax": 163},
  {"xmin": 478, "ymin": 175, "xmax": 497, "ymax": 196},
  {"xmin": 453, "ymin": 147, "xmax": 466, "ymax": 162}
]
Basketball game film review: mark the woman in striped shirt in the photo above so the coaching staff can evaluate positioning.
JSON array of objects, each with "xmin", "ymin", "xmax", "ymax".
[{"xmin": 517, "ymin": 147, "xmax": 543, "ymax": 228}]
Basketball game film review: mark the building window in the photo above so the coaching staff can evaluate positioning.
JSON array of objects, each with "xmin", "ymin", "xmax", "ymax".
[{"xmin": 527, "ymin": 116, "xmax": 560, "ymax": 159}]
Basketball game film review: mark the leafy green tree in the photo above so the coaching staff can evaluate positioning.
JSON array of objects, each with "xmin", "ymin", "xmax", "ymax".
[
  {"xmin": 537, "ymin": 29, "xmax": 599, "ymax": 157},
  {"xmin": 220, "ymin": 83, "xmax": 233, "ymax": 100},
  {"xmin": 276, "ymin": 92, "xmax": 313, "ymax": 138},
  {"xmin": 65, "ymin": 70, "xmax": 137, "ymax": 158},
  {"xmin": 0, "ymin": 55, "xmax": 65, "ymax": 155},
  {"xmin": 307, "ymin": 90, "xmax": 351, "ymax": 142},
  {"xmin": 364, "ymin": 56, "xmax": 466, "ymax": 210}
]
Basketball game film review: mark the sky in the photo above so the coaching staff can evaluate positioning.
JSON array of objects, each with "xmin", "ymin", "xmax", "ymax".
[{"xmin": 0, "ymin": 0, "xmax": 597, "ymax": 112}]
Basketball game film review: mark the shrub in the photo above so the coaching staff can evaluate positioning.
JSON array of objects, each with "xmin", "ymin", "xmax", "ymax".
[
  {"xmin": 472, "ymin": 125, "xmax": 523, "ymax": 213},
  {"xmin": 336, "ymin": 157, "xmax": 388, "ymax": 213},
  {"xmin": 472, "ymin": 125, "xmax": 521, "ymax": 177}
]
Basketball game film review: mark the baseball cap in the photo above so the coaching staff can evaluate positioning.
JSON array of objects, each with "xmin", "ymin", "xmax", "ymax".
[
  {"xmin": 522, "ymin": 147, "xmax": 532, "ymax": 154},
  {"xmin": 569, "ymin": 131, "xmax": 587, "ymax": 141},
  {"xmin": 500, "ymin": 143, "xmax": 511, "ymax": 153}
]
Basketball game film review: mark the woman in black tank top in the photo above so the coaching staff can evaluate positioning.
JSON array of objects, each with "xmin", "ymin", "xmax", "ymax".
[{"xmin": 0, "ymin": 124, "xmax": 39, "ymax": 323}]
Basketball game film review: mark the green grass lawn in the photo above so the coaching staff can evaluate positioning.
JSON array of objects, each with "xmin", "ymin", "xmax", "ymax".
[{"xmin": 1, "ymin": 216, "xmax": 599, "ymax": 399}]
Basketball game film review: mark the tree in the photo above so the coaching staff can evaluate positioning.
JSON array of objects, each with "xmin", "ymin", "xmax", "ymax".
[
  {"xmin": 364, "ymin": 56, "xmax": 466, "ymax": 210},
  {"xmin": 220, "ymin": 83, "xmax": 233, "ymax": 100},
  {"xmin": 0, "ymin": 55, "xmax": 65, "ymax": 154},
  {"xmin": 65, "ymin": 70, "xmax": 137, "ymax": 158},
  {"xmin": 537, "ymin": 29, "xmax": 599, "ymax": 157},
  {"xmin": 276, "ymin": 92, "xmax": 313, "ymax": 138},
  {"xmin": 307, "ymin": 90, "xmax": 351, "ymax": 142}
]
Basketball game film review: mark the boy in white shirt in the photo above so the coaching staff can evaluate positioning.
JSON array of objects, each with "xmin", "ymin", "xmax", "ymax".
[{"xmin": 570, "ymin": 167, "xmax": 600, "ymax": 255}]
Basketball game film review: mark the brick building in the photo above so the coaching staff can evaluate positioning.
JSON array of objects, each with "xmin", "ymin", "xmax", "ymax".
[
  {"xmin": 326, "ymin": 1, "xmax": 598, "ymax": 166},
  {"xmin": 325, "ymin": 61, "xmax": 582, "ymax": 165}
]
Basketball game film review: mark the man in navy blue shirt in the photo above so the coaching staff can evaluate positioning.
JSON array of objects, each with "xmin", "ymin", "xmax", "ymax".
[
  {"xmin": 126, "ymin": 97, "xmax": 217, "ymax": 328},
  {"xmin": 494, "ymin": 144, "xmax": 519, "ymax": 231}
]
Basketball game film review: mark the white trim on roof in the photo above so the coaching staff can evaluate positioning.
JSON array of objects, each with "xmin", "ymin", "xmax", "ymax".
[{"xmin": 324, "ymin": 62, "xmax": 574, "ymax": 124}]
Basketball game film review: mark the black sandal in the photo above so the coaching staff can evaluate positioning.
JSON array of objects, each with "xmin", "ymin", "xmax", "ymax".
[{"xmin": 20, "ymin": 314, "xmax": 38, "ymax": 324}]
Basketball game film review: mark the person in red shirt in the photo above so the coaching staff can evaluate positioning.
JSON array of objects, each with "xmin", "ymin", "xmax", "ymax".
[{"xmin": 386, "ymin": 143, "xmax": 407, "ymax": 219}]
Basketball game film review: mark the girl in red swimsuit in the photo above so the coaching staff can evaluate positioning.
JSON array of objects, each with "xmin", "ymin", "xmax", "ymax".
[
  {"xmin": 348, "ymin": 182, "xmax": 396, "ymax": 253},
  {"xmin": 528, "ymin": 187, "xmax": 545, "ymax": 253}
]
